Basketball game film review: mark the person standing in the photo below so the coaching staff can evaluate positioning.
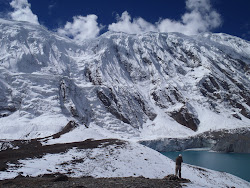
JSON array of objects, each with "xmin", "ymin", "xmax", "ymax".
[{"xmin": 175, "ymin": 154, "xmax": 183, "ymax": 178}]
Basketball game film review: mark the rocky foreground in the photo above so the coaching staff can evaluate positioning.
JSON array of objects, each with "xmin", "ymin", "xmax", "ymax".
[
  {"xmin": 0, "ymin": 136, "xmax": 190, "ymax": 187},
  {"xmin": 0, "ymin": 174, "xmax": 190, "ymax": 188},
  {"xmin": 0, "ymin": 124, "xmax": 249, "ymax": 188},
  {"xmin": 0, "ymin": 137, "xmax": 126, "ymax": 172}
]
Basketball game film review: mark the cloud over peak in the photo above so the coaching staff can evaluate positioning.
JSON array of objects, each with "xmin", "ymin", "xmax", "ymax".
[
  {"xmin": 8, "ymin": 1, "xmax": 103, "ymax": 42},
  {"xmin": 109, "ymin": 0, "xmax": 221, "ymax": 35},
  {"xmin": 57, "ymin": 15, "xmax": 102, "ymax": 43},
  {"xmin": 108, "ymin": 11, "xmax": 157, "ymax": 34},
  {"xmin": 6, "ymin": 0, "xmax": 222, "ymax": 41},
  {"xmin": 9, "ymin": 0, "xmax": 39, "ymax": 25}
]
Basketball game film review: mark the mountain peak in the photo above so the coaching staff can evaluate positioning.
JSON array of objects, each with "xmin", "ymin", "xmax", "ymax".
[{"xmin": 0, "ymin": 18, "xmax": 249, "ymax": 140}]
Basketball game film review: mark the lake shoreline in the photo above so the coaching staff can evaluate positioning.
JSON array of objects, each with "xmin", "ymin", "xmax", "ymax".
[
  {"xmin": 161, "ymin": 150, "xmax": 250, "ymax": 182},
  {"xmin": 140, "ymin": 127, "xmax": 250, "ymax": 182}
]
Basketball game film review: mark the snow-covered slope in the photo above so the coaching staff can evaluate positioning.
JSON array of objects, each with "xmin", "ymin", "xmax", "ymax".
[
  {"xmin": 1, "ymin": 140, "xmax": 249, "ymax": 188},
  {"xmin": 0, "ymin": 18, "xmax": 250, "ymax": 140}
]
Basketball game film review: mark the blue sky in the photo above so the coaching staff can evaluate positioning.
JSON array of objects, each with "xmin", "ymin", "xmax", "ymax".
[{"xmin": 0, "ymin": 0, "xmax": 249, "ymax": 42}]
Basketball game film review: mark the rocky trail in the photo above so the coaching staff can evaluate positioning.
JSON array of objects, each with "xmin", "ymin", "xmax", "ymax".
[{"xmin": 0, "ymin": 175, "xmax": 190, "ymax": 188}]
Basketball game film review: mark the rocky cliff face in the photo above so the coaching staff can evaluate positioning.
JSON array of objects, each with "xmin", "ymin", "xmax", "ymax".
[
  {"xmin": 140, "ymin": 127, "xmax": 250, "ymax": 153},
  {"xmin": 0, "ymin": 18, "xmax": 249, "ymax": 140}
]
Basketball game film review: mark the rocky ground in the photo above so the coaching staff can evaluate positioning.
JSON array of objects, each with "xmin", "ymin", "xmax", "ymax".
[
  {"xmin": 0, "ymin": 123, "xmax": 246, "ymax": 187},
  {"xmin": 0, "ymin": 137, "xmax": 126, "ymax": 172},
  {"xmin": 0, "ymin": 137, "xmax": 188, "ymax": 187},
  {"xmin": 0, "ymin": 124, "xmax": 190, "ymax": 188},
  {"xmin": 0, "ymin": 174, "xmax": 190, "ymax": 188}
]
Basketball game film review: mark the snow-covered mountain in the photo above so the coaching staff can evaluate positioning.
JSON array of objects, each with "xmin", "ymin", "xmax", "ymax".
[
  {"xmin": 0, "ymin": 18, "xmax": 250, "ymax": 187},
  {"xmin": 0, "ymin": 18, "xmax": 249, "ymax": 140}
]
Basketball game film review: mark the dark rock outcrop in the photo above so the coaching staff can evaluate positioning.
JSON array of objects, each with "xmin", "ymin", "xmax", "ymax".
[
  {"xmin": 169, "ymin": 107, "xmax": 200, "ymax": 131},
  {"xmin": 164, "ymin": 174, "xmax": 191, "ymax": 183},
  {"xmin": 0, "ymin": 176, "xmax": 185, "ymax": 188},
  {"xmin": 97, "ymin": 90, "xmax": 130, "ymax": 124}
]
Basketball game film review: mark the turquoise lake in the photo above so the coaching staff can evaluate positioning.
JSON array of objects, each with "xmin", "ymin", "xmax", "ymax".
[{"xmin": 161, "ymin": 150, "xmax": 250, "ymax": 182}]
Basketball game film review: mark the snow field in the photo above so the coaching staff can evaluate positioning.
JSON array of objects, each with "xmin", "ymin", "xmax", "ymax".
[{"xmin": 1, "ymin": 141, "xmax": 249, "ymax": 187}]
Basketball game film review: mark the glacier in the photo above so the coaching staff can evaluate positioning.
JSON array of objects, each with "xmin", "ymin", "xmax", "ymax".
[{"xmin": 0, "ymin": 18, "xmax": 249, "ymax": 140}]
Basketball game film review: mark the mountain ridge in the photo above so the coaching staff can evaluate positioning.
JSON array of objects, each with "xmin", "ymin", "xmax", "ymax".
[{"xmin": 0, "ymin": 18, "xmax": 249, "ymax": 140}]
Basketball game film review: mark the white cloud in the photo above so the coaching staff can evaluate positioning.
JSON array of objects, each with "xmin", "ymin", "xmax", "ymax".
[
  {"xmin": 108, "ymin": 11, "xmax": 157, "ymax": 34},
  {"xmin": 9, "ymin": 0, "xmax": 39, "ymax": 25},
  {"xmin": 7, "ymin": 0, "xmax": 221, "ymax": 41},
  {"xmin": 108, "ymin": 0, "xmax": 221, "ymax": 36},
  {"xmin": 158, "ymin": 0, "xmax": 221, "ymax": 35},
  {"xmin": 57, "ymin": 15, "xmax": 102, "ymax": 43}
]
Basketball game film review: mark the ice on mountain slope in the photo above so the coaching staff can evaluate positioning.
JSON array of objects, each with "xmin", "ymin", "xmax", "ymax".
[
  {"xmin": 201, "ymin": 32, "xmax": 250, "ymax": 57},
  {"xmin": 0, "ymin": 18, "xmax": 249, "ymax": 140}
]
